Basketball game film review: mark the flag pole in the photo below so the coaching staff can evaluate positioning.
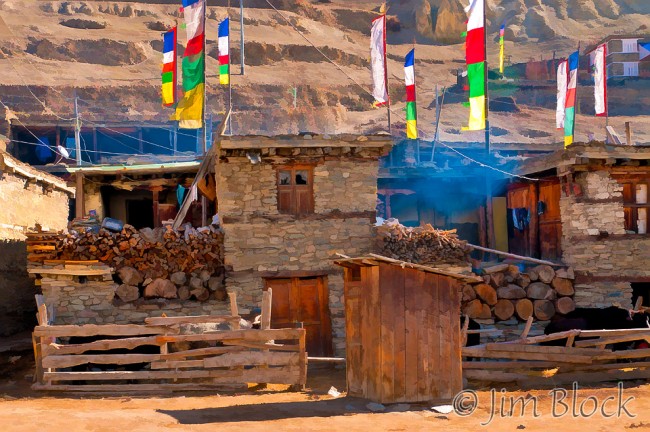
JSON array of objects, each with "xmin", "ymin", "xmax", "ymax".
[
  {"xmin": 201, "ymin": 0, "xmax": 209, "ymax": 226},
  {"xmin": 574, "ymin": 41, "xmax": 580, "ymax": 145},
  {"xmin": 483, "ymin": 0, "xmax": 490, "ymax": 154},
  {"xmin": 383, "ymin": 13, "xmax": 391, "ymax": 136},
  {"xmin": 228, "ymin": 16, "xmax": 233, "ymax": 135}
]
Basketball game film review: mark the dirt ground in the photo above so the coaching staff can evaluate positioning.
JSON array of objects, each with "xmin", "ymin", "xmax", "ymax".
[{"xmin": 1, "ymin": 357, "xmax": 650, "ymax": 432}]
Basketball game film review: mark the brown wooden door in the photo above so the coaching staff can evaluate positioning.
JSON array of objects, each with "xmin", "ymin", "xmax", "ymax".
[
  {"xmin": 506, "ymin": 184, "xmax": 532, "ymax": 257},
  {"xmin": 538, "ymin": 180, "xmax": 562, "ymax": 260},
  {"xmin": 264, "ymin": 277, "xmax": 333, "ymax": 357}
]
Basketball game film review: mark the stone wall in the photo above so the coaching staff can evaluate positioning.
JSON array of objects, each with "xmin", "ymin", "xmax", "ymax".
[
  {"xmin": 217, "ymin": 146, "xmax": 384, "ymax": 356},
  {"xmin": 39, "ymin": 268, "xmax": 232, "ymax": 325},
  {"xmin": 0, "ymin": 164, "xmax": 71, "ymax": 335},
  {"xmin": 559, "ymin": 170, "xmax": 646, "ymax": 309}
]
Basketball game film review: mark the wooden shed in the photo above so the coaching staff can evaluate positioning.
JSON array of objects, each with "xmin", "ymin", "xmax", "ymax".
[{"xmin": 334, "ymin": 254, "xmax": 481, "ymax": 404}]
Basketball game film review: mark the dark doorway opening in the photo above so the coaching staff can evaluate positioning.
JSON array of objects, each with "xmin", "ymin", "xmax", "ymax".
[
  {"xmin": 126, "ymin": 199, "xmax": 154, "ymax": 229},
  {"xmin": 632, "ymin": 282, "xmax": 650, "ymax": 308}
]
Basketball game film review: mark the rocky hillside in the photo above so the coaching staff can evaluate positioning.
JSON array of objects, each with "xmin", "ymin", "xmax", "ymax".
[{"xmin": 0, "ymin": 0, "xmax": 648, "ymax": 145}]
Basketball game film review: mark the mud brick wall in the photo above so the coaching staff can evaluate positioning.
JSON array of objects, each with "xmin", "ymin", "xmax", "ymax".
[
  {"xmin": 217, "ymin": 145, "xmax": 384, "ymax": 356},
  {"xmin": 559, "ymin": 170, "xmax": 645, "ymax": 309},
  {"xmin": 0, "ymin": 168, "xmax": 70, "ymax": 335}
]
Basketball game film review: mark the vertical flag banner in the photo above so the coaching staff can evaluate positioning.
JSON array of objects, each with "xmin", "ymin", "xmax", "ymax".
[
  {"xmin": 593, "ymin": 43, "xmax": 607, "ymax": 117},
  {"xmin": 175, "ymin": 0, "xmax": 205, "ymax": 129},
  {"xmin": 564, "ymin": 51, "xmax": 579, "ymax": 147},
  {"xmin": 499, "ymin": 20, "xmax": 506, "ymax": 74},
  {"xmin": 404, "ymin": 49, "xmax": 417, "ymax": 139},
  {"xmin": 640, "ymin": 42, "xmax": 650, "ymax": 61},
  {"xmin": 370, "ymin": 15, "xmax": 389, "ymax": 107},
  {"xmin": 218, "ymin": 18, "xmax": 230, "ymax": 85},
  {"xmin": 162, "ymin": 27, "xmax": 177, "ymax": 107},
  {"xmin": 464, "ymin": 0, "xmax": 486, "ymax": 131},
  {"xmin": 556, "ymin": 60, "xmax": 568, "ymax": 129}
]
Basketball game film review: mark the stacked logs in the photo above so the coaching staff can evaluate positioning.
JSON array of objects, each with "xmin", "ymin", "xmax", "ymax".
[
  {"xmin": 461, "ymin": 264, "xmax": 575, "ymax": 322},
  {"xmin": 375, "ymin": 219, "xmax": 470, "ymax": 265},
  {"xmin": 47, "ymin": 224, "xmax": 225, "ymax": 303}
]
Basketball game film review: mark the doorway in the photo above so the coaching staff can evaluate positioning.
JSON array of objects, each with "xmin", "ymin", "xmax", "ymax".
[{"xmin": 264, "ymin": 276, "xmax": 333, "ymax": 357}]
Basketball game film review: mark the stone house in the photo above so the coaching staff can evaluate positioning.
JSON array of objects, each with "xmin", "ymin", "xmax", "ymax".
[
  {"xmin": 215, "ymin": 134, "xmax": 392, "ymax": 357},
  {"xmin": 0, "ymin": 149, "xmax": 74, "ymax": 335},
  {"xmin": 515, "ymin": 142, "xmax": 650, "ymax": 310},
  {"xmin": 586, "ymin": 34, "xmax": 650, "ymax": 78}
]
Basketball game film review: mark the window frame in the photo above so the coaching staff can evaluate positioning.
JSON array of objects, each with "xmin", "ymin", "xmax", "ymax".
[
  {"xmin": 276, "ymin": 164, "xmax": 315, "ymax": 216},
  {"xmin": 617, "ymin": 178, "xmax": 650, "ymax": 234}
]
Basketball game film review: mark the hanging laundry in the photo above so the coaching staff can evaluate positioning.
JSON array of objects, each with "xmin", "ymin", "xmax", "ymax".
[{"xmin": 509, "ymin": 208, "xmax": 530, "ymax": 232}]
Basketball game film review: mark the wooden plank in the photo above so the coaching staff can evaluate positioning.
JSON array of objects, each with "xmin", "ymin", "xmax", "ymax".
[
  {"xmin": 228, "ymin": 291, "xmax": 239, "ymax": 317},
  {"xmin": 28, "ymin": 268, "xmax": 110, "ymax": 276},
  {"xmin": 298, "ymin": 329, "xmax": 307, "ymax": 387},
  {"xmin": 261, "ymin": 289, "xmax": 272, "ymax": 330},
  {"xmin": 520, "ymin": 369, "xmax": 650, "ymax": 388},
  {"xmin": 32, "ymin": 383, "xmax": 232, "ymax": 392},
  {"xmin": 403, "ymin": 267, "xmax": 420, "ymax": 402},
  {"xmin": 464, "ymin": 369, "xmax": 535, "ymax": 383},
  {"xmin": 366, "ymin": 254, "xmax": 482, "ymax": 283},
  {"xmin": 392, "ymin": 267, "xmax": 407, "ymax": 402},
  {"xmin": 43, "ymin": 336, "xmax": 163, "ymax": 356},
  {"xmin": 34, "ymin": 324, "xmax": 177, "ymax": 338},
  {"xmin": 461, "ymin": 347, "xmax": 593, "ymax": 364},
  {"xmin": 42, "ymin": 366, "xmax": 302, "ymax": 385},
  {"xmin": 509, "ymin": 330, "xmax": 580, "ymax": 345},
  {"xmin": 159, "ymin": 346, "xmax": 246, "ymax": 360},
  {"xmin": 520, "ymin": 316, "xmax": 534, "ymax": 339},
  {"xmin": 155, "ymin": 328, "xmax": 304, "ymax": 344},
  {"xmin": 43, "ymin": 354, "xmax": 161, "ymax": 369},
  {"xmin": 424, "ymin": 272, "xmax": 438, "ymax": 402},
  {"xmin": 463, "ymin": 360, "xmax": 570, "ymax": 370},
  {"xmin": 203, "ymin": 351, "xmax": 300, "ymax": 368},
  {"xmin": 150, "ymin": 360, "xmax": 204, "ymax": 369},
  {"xmin": 32, "ymin": 334, "xmax": 43, "ymax": 385},
  {"xmin": 364, "ymin": 265, "xmax": 382, "ymax": 402},
  {"xmin": 343, "ymin": 274, "xmax": 363, "ymax": 397},
  {"xmin": 596, "ymin": 348, "xmax": 650, "ymax": 360},
  {"xmin": 221, "ymin": 340, "xmax": 300, "ymax": 352},
  {"xmin": 435, "ymin": 275, "xmax": 452, "ymax": 401},
  {"xmin": 379, "ymin": 264, "xmax": 397, "ymax": 403},
  {"xmin": 447, "ymin": 278, "xmax": 463, "ymax": 400},
  {"xmin": 461, "ymin": 315, "xmax": 470, "ymax": 347},
  {"xmin": 144, "ymin": 316, "xmax": 240, "ymax": 326},
  {"xmin": 416, "ymin": 270, "xmax": 431, "ymax": 402},
  {"xmin": 578, "ymin": 328, "xmax": 650, "ymax": 337},
  {"xmin": 574, "ymin": 334, "xmax": 650, "ymax": 348},
  {"xmin": 485, "ymin": 343, "xmax": 609, "ymax": 356}
]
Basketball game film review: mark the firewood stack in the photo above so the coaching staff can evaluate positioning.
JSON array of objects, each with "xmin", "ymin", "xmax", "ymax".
[
  {"xmin": 461, "ymin": 264, "xmax": 576, "ymax": 322},
  {"xmin": 28, "ymin": 224, "xmax": 226, "ymax": 303},
  {"xmin": 375, "ymin": 220, "xmax": 471, "ymax": 265}
]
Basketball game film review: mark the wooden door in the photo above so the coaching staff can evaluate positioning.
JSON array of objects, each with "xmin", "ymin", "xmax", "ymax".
[
  {"xmin": 264, "ymin": 277, "xmax": 333, "ymax": 357},
  {"xmin": 538, "ymin": 180, "xmax": 562, "ymax": 260}
]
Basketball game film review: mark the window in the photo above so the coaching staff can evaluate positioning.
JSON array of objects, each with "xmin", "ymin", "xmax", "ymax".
[
  {"xmin": 277, "ymin": 166, "xmax": 314, "ymax": 216},
  {"xmin": 620, "ymin": 180, "xmax": 649, "ymax": 234},
  {"xmin": 623, "ymin": 62, "xmax": 639, "ymax": 77},
  {"xmin": 622, "ymin": 39, "xmax": 638, "ymax": 53}
]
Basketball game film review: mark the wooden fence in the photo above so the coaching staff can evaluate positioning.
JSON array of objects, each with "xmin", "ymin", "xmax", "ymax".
[
  {"xmin": 32, "ymin": 315, "xmax": 307, "ymax": 392},
  {"xmin": 463, "ymin": 317, "xmax": 650, "ymax": 387}
]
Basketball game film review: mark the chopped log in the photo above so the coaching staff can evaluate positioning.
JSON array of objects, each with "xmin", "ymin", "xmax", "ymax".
[
  {"xmin": 532, "ymin": 265, "xmax": 555, "ymax": 284},
  {"xmin": 507, "ymin": 265, "xmax": 520, "ymax": 278},
  {"xmin": 515, "ymin": 299, "xmax": 534, "ymax": 320},
  {"xmin": 117, "ymin": 266, "xmax": 143, "ymax": 286},
  {"xmin": 463, "ymin": 299, "xmax": 484, "ymax": 319},
  {"xmin": 483, "ymin": 264, "xmax": 510, "ymax": 275},
  {"xmin": 515, "ymin": 273, "xmax": 531, "ymax": 288},
  {"xmin": 494, "ymin": 299, "xmax": 515, "ymax": 321},
  {"xmin": 527, "ymin": 267, "xmax": 539, "ymax": 281},
  {"xmin": 178, "ymin": 286, "xmax": 191, "ymax": 301},
  {"xmin": 190, "ymin": 287, "xmax": 210, "ymax": 302},
  {"xmin": 479, "ymin": 303, "xmax": 492, "ymax": 319},
  {"xmin": 552, "ymin": 277, "xmax": 575, "ymax": 296},
  {"xmin": 462, "ymin": 284, "xmax": 477, "ymax": 302},
  {"xmin": 534, "ymin": 299, "xmax": 556, "ymax": 321},
  {"xmin": 555, "ymin": 267, "xmax": 575, "ymax": 280},
  {"xmin": 497, "ymin": 284, "xmax": 526, "ymax": 300},
  {"xmin": 526, "ymin": 282, "xmax": 554, "ymax": 300},
  {"xmin": 488, "ymin": 272, "xmax": 505, "ymax": 288},
  {"xmin": 115, "ymin": 284, "xmax": 139, "ymax": 302},
  {"xmin": 474, "ymin": 283, "xmax": 497, "ymax": 306},
  {"xmin": 555, "ymin": 297, "xmax": 576, "ymax": 315},
  {"xmin": 144, "ymin": 278, "xmax": 178, "ymax": 299}
]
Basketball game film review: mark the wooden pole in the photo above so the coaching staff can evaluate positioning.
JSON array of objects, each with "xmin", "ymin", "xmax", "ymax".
[
  {"xmin": 626, "ymin": 121, "xmax": 632, "ymax": 146},
  {"xmin": 75, "ymin": 173, "xmax": 85, "ymax": 219},
  {"xmin": 467, "ymin": 243, "xmax": 561, "ymax": 266}
]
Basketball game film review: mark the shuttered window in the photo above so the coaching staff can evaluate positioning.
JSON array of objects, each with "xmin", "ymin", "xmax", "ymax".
[
  {"xmin": 277, "ymin": 166, "xmax": 314, "ymax": 216},
  {"xmin": 620, "ymin": 180, "xmax": 650, "ymax": 234}
]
